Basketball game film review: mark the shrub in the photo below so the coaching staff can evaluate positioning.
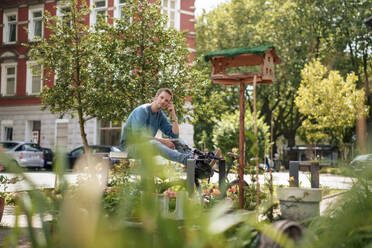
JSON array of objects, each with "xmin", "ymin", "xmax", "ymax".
[{"xmin": 212, "ymin": 110, "xmax": 270, "ymax": 162}]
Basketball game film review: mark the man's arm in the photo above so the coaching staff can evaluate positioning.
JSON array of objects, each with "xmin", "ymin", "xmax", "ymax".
[
  {"xmin": 167, "ymin": 101, "xmax": 179, "ymax": 135},
  {"xmin": 155, "ymin": 102, "xmax": 179, "ymax": 149},
  {"xmin": 153, "ymin": 137, "xmax": 175, "ymax": 149}
]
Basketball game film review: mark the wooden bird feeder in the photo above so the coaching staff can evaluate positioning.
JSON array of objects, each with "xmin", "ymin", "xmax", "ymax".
[{"xmin": 204, "ymin": 45, "xmax": 280, "ymax": 208}]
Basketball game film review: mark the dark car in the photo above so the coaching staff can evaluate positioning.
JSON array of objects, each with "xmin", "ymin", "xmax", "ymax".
[
  {"xmin": 40, "ymin": 147, "xmax": 54, "ymax": 169},
  {"xmin": 67, "ymin": 145, "xmax": 122, "ymax": 168}
]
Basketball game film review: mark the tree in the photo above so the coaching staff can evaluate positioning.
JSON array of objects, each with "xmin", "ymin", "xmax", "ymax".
[
  {"xmin": 27, "ymin": 0, "xmax": 199, "ymax": 150},
  {"xmin": 193, "ymin": 0, "xmax": 372, "ymax": 154},
  {"xmin": 295, "ymin": 59, "xmax": 367, "ymax": 145}
]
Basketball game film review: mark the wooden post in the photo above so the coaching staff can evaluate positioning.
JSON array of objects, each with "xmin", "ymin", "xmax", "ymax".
[
  {"xmin": 289, "ymin": 161, "xmax": 299, "ymax": 187},
  {"xmin": 239, "ymin": 81, "xmax": 246, "ymax": 209},
  {"xmin": 186, "ymin": 159, "xmax": 195, "ymax": 195},
  {"xmin": 253, "ymin": 75, "xmax": 260, "ymax": 205},
  {"xmin": 310, "ymin": 162, "xmax": 320, "ymax": 188},
  {"xmin": 218, "ymin": 159, "xmax": 227, "ymax": 196}
]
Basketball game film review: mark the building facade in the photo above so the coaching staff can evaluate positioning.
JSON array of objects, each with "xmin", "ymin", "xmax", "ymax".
[{"xmin": 0, "ymin": 0, "xmax": 195, "ymax": 151}]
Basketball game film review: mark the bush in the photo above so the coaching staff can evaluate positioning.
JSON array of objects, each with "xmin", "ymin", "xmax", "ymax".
[{"xmin": 212, "ymin": 110, "xmax": 270, "ymax": 162}]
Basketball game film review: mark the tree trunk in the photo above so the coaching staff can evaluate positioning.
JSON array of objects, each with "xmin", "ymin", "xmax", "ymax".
[
  {"xmin": 356, "ymin": 53, "xmax": 369, "ymax": 154},
  {"xmin": 77, "ymin": 107, "xmax": 89, "ymax": 152},
  {"xmin": 284, "ymin": 134, "xmax": 297, "ymax": 169}
]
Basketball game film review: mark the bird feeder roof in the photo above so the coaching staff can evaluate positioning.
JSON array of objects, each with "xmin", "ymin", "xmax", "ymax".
[{"xmin": 204, "ymin": 45, "xmax": 280, "ymax": 64}]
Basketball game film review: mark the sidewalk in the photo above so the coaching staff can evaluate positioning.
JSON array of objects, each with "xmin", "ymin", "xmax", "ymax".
[{"xmin": 0, "ymin": 206, "xmax": 44, "ymax": 247}]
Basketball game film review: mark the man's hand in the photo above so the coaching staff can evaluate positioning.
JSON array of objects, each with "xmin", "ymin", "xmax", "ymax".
[
  {"xmin": 167, "ymin": 101, "xmax": 177, "ymax": 119},
  {"xmin": 167, "ymin": 101, "xmax": 179, "ymax": 135},
  {"xmin": 157, "ymin": 138, "xmax": 175, "ymax": 149}
]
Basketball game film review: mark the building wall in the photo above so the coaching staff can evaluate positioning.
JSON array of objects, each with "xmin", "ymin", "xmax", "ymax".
[
  {"xmin": 0, "ymin": 105, "xmax": 97, "ymax": 151},
  {"xmin": 0, "ymin": 0, "xmax": 195, "ymax": 150}
]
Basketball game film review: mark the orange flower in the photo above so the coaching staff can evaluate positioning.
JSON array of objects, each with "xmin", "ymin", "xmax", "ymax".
[
  {"xmin": 213, "ymin": 189, "xmax": 221, "ymax": 195},
  {"xmin": 228, "ymin": 187, "xmax": 236, "ymax": 193}
]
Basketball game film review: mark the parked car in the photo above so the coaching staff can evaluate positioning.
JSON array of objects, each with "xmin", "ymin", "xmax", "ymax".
[
  {"xmin": 67, "ymin": 145, "xmax": 122, "ymax": 169},
  {"xmin": 0, "ymin": 141, "xmax": 45, "ymax": 169},
  {"xmin": 40, "ymin": 147, "xmax": 54, "ymax": 169},
  {"xmin": 349, "ymin": 154, "xmax": 372, "ymax": 171}
]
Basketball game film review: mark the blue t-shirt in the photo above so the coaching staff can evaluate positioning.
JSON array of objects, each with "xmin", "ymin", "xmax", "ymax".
[{"xmin": 120, "ymin": 104, "xmax": 178, "ymax": 148}]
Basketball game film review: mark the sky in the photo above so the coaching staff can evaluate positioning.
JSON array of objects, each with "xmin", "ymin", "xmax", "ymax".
[{"xmin": 194, "ymin": 0, "xmax": 229, "ymax": 16}]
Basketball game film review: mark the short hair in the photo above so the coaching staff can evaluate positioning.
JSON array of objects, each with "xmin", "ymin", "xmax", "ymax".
[{"xmin": 156, "ymin": 88, "xmax": 173, "ymax": 99}]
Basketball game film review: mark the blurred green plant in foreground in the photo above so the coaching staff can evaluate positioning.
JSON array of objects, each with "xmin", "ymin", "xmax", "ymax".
[
  {"xmin": 0, "ymin": 142, "xmax": 295, "ymax": 248},
  {"xmin": 5, "ymin": 141, "xmax": 372, "ymax": 247}
]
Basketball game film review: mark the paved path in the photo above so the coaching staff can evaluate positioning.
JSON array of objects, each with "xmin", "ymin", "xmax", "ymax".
[
  {"xmin": 0, "ymin": 170, "xmax": 352, "ymax": 233},
  {"xmin": 210, "ymin": 171, "xmax": 354, "ymax": 190}
]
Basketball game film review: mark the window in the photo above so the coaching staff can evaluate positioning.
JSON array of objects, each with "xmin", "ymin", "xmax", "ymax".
[
  {"xmin": 28, "ymin": 7, "xmax": 43, "ymax": 40},
  {"xmin": 26, "ymin": 61, "xmax": 43, "ymax": 95},
  {"xmin": 1, "ymin": 121, "xmax": 14, "ymax": 141},
  {"xmin": 91, "ymin": 0, "xmax": 107, "ymax": 25},
  {"xmin": 115, "ymin": 0, "xmax": 128, "ymax": 20},
  {"xmin": 57, "ymin": 5, "xmax": 71, "ymax": 27},
  {"xmin": 99, "ymin": 120, "xmax": 121, "ymax": 146},
  {"xmin": 56, "ymin": 120, "xmax": 68, "ymax": 150},
  {"xmin": 162, "ymin": 0, "xmax": 180, "ymax": 30},
  {"xmin": 4, "ymin": 127, "xmax": 13, "ymax": 141},
  {"xmin": 1, "ymin": 63, "xmax": 17, "ymax": 96},
  {"xmin": 3, "ymin": 12, "xmax": 17, "ymax": 43}
]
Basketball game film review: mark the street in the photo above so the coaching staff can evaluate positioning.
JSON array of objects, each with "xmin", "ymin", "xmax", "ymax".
[{"xmin": 0, "ymin": 170, "xmax": 354, "ymax": 193}]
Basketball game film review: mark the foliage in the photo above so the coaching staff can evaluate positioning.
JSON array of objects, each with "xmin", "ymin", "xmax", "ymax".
[
  {"xmin": 0, "ymin": 139, "xmax": 299, "ymax": 248},
  {"xmin": 0, "ymin": 175, "xmax": 21, "ymax": 199},
  {"xmin": 295, "ymin": 59, "xmax": 367, "ymax": 145},
  {"xmin": 301, "ymin": 165, "xmax": 372, "ymax": 248},
  {"xmin": 26, "ymin": 0, "xmax": 200, "ymax": 149},
  {"xmin": 212, "ymin": 110, "xmax": 271, "ymax": 161},
  {"xmin": 193, "ymin": 0, "xmax": 372, "ymax": 150},
  {"xmin": 92, "ymin": 0, "xmax": 200, "ymax": 120}
]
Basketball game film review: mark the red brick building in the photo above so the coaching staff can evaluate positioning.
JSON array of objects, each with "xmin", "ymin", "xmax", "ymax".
[{"xmin": 0, "ymin": 0, "xmax": 195, "ymax": 150}]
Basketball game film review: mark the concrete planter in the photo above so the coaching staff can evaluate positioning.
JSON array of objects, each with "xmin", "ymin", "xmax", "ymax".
[{"xmin": 277, "ymin": 187, "xmax": 322, "ymax": 221}]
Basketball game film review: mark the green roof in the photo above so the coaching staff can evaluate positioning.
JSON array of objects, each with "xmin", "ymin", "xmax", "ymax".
[{"xmin": 204, "ymin": 45, "xmax": 275, "ymax": 62}]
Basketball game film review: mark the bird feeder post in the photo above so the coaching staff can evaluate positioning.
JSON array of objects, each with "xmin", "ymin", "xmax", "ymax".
[
  {"xmin": 239, "ymin": 81, "xmax": 246, "ymax": 208},
  {"xmin": 204, "ymin": 46, "xmax": 280, "ymax": 208}
]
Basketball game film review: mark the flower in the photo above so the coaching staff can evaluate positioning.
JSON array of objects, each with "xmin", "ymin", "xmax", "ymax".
[
  {"xmin": 164, "ymin": 189, "xmax": 176, "ymax": 199},
  {"xmin": 288, "ymin": 176, "xmax": 297, "ymax": 187},
  {"xmin": 228, "ymin": 187, "xmax": 237, "ymax": 193},
  {"xmin": 212, "ymin": 189, "xmax": 221, "ymax": 195}
]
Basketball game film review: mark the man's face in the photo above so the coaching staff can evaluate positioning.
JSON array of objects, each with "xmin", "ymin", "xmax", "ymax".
[{"xmin": 154, "ymin": 91, "xmax": 172, "ymax": 110}]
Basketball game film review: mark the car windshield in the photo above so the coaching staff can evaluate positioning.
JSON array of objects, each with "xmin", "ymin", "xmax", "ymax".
[
  {"xmin": 111, "ymin": 146, "xmax": 122, "ymax": 152},
  {"xmin": 0, "ymin": 142, "xmax": 19, "ymax": 150}
]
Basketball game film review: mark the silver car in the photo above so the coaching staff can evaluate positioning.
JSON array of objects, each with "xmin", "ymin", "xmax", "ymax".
[{"xmin": 0, "ymin": 141, "xmax": 45, "ymax": 168}]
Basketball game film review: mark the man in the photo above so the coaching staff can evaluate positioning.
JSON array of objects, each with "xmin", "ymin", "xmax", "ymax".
[{"xmin": 120, "ymin": 88, "xmax": 193, "ymax": 165}]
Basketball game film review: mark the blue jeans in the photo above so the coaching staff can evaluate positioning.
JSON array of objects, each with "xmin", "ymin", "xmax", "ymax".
[
  {"xmin": 127, "ymin": 138, "xmax": 193, "ymax": 165},
  {"xmin": 149, "ymin": 138, "xmax": 194, "ymax": 165}
]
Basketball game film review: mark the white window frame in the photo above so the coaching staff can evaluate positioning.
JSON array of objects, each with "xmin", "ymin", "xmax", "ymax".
[
  {"xmin": 26, "ymin": 61, "xmax": 43, "ymax": 95},
  {"xmin": 90, "ymin": 0, "xmax": 108, "ymax": 26},
  {"xmin": 161, "ymin": 0, "xmax": 180, "ymax": 30},
  {"xmin": 56, "ymin": 3, "xmax": 72, "ymax": 26},
  {"xmin": 1, "ymin": 63, "xmax": 17, "ymax": 96},
  {"xmin": 98, "ymin": 120, "xmax": 122, "ymax": 146},
  {"xmin": 28, "ymin": 5, "xmax": 44, "ymax": 40},
  {"xmin": 3, "ymin": 10, "xmax": 17, "ymax": 44},
  {"xmin": 114, "ymin": 0, "xmax": 127, "ymax": 20},
  {"xmin": 55, "ymin": 119, "xmax": 69, "ymax": 151}
]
